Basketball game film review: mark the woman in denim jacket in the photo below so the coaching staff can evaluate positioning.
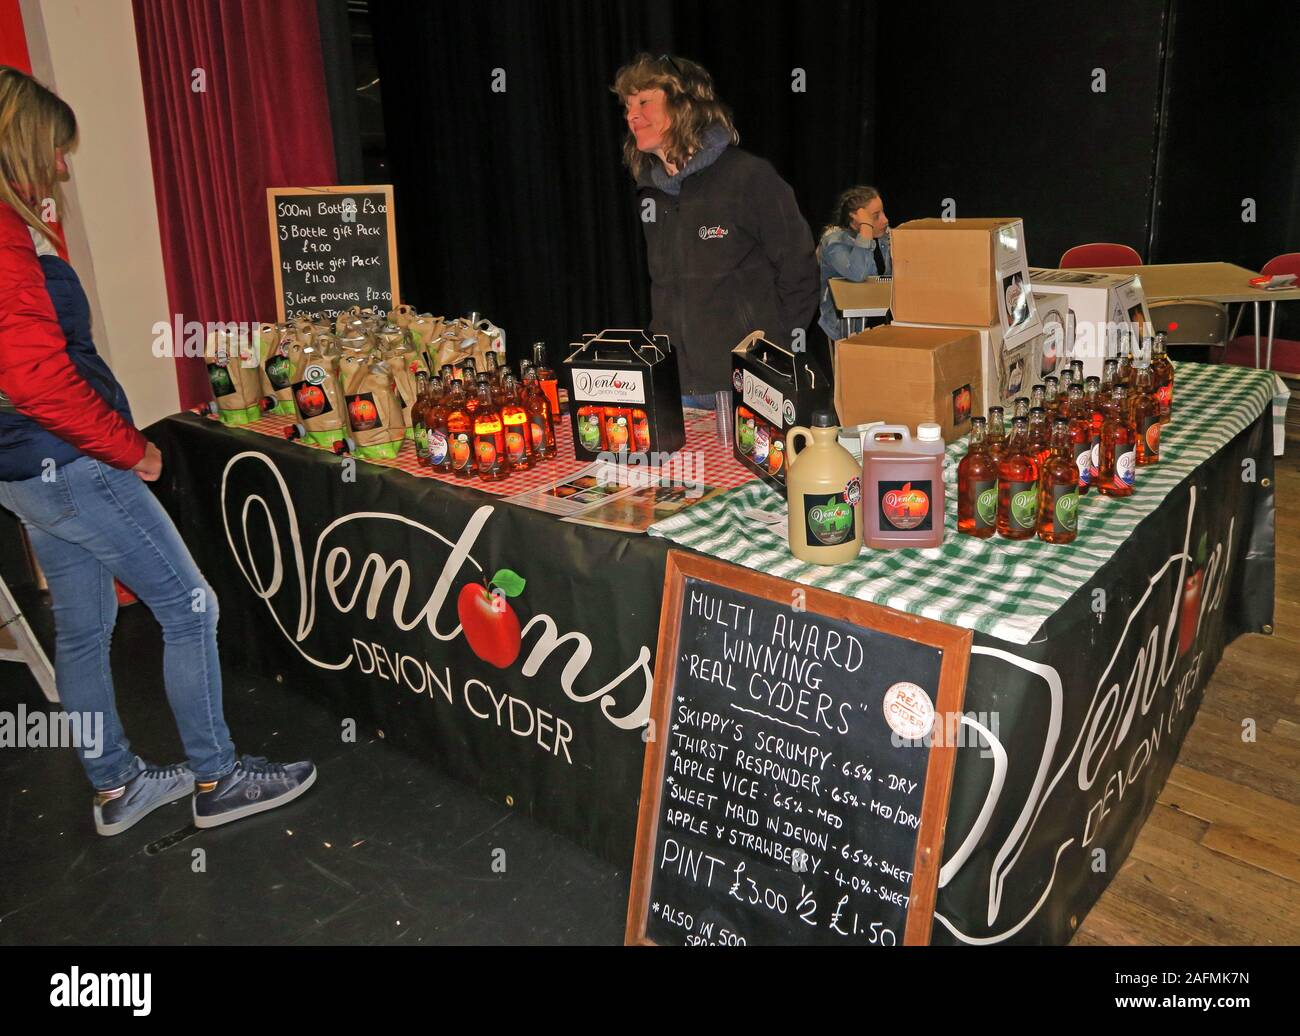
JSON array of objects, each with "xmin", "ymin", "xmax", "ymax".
[{"xmin": 817, "ymin": 186, "xmax": 891, "ymax": 342}]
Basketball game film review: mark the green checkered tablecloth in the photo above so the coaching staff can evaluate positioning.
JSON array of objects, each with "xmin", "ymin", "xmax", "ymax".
[{"xmin": 648, "ymin": 362, "xmax": 1276, "ymax": 645}]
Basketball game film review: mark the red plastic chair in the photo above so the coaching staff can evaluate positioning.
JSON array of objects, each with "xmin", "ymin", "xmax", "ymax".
[
  {"xmin": 1223, "ymin": 252, "xmax": 1300, "ymax": 372},
  {"xmin": 1059, "ymin": 243, "xmax": 1143, "ymax": 268}
]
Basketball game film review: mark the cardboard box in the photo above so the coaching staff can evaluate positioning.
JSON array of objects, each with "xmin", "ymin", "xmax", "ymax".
[
  {"xmin": 893, "ymin": 319, "xmax": 1038, "ymax": 416},
  {"xmin": 833, "ymin": 325, "xmax": 982, "ymax": 443},
  {"xmin": 1028, "ymin": 268, "xmax": 1151, "ymax": 380},
  {"xmin": 731, "ymin": 331, "xmax": 833, "ymax": 489},
  {"xmin": 1033, "ymin": 290, "xmax": 1073, "ymax": 380},
  {"xmin": 563, "ymin": 329, "xmax": 685, "ymax": 458},
  {"xmin": 890, "ymin": 218, "xmax": 1041, "ymax": 346}
]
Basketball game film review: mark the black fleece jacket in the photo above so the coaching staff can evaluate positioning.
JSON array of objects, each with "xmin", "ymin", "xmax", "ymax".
[{"xmin": 636, "ymin": 147, "xmax": 819, "ymax": 395}]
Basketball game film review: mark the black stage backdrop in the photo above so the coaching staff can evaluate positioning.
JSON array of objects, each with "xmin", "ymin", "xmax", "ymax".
[
  {"xmin": 343, "ymin": 0, "xmax": 1300, "ymax": 344},
  {"xmin": 365, "ymin": 0, "xmax": 877, "ymax": 362}
]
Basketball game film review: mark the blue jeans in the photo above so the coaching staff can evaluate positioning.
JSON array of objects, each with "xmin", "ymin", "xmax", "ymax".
[{"xmin": 0, "ymin": 457, "xmax": 236, "ymax": 790}]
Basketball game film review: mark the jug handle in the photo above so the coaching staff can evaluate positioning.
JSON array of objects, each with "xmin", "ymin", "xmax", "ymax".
[{"xmin": 786, "ymin": 426, "xmax": 812, "ymax": 466}]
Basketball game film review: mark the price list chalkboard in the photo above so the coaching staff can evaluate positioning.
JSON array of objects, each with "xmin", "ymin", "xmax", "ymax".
[
  {"xmin": 626, "ymin": 552, "xmax": 970, "ymax": 946},
  {"xmin": 267, "ymin": 185, "xmax": 400, "ymax": 321}
]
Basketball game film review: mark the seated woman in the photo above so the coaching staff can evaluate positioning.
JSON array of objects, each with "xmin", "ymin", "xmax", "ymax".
[{"xmin": 817, "ymin": 186, "xmax": 891, "ymax": 342}]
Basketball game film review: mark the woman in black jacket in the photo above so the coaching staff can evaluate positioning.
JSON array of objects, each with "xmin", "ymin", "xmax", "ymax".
[{"xmin": 612, "ymin": 54, "xmax": 819, "ymax": 403}]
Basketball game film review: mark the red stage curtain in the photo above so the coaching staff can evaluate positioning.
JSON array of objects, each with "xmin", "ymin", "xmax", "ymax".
[
  {"xmin": 132, "ymin": 0, "xmax": 337, "ymax": 409},
  {"xmin": 0, "ymin": 0, "xmax": 32, "ymax": 72}
]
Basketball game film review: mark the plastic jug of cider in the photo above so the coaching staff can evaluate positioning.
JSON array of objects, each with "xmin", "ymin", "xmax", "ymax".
[
  {"xmin": 785, "ymin": 411, "xmax": 863, "ymax": 565},
  {"xmin": 862, "ymin": 422, "xmax": 946, "ymax": 549}
]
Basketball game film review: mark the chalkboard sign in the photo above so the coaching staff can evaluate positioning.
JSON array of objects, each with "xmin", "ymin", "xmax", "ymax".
[
  {"xmin": 626, "ymin": 551, "xmax": 970, "ymax": 946},
  {"xmin": 267, "ymin": 185, "xmax": 400, "ymax": 321}
]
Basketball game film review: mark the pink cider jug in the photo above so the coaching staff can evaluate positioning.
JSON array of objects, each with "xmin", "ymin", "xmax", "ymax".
[{"xmin": 861, "ymin": 422, "xmax": 946, "ymax": 549}]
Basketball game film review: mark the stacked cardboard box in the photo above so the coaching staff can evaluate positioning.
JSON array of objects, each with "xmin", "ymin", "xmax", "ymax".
[
  {"xmin": 881, "ymin": 217, "xmax": 1061, "ymax": 415},
  {"xmin": 1027, "ymin": 268, "xmax": 1150, "ymax": 381}
]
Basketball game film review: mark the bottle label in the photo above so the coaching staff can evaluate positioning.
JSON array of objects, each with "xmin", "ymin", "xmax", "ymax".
[
  {"xmin": 737, "ymin": 415, "xmax": 756, "ymax": 455},
  {"xmin": 1075, "ymin": 441, "xmax": 1092, "ymax": 487},
  {"xmin": 973, "ymin": 479, "xmax": 997, "ymax": 530},
  {"xmin": 577, "ymin": 413, "xmax": 603, "ymax": 451},
  {"xmin": 1006, "ymin": 480, "xmax": 1038, "ymax": 530},
  {"xmin": 529, "ymin": 415, "xmax": 547, "ymax": 448},
  {"xmin": 1156, "ymin": 383, "xmax": 1172, "ymax": 415},
  {"xmin": 450, "ymin": 432, "xmax": 473, "ymax": 471},
  {"xmin": 428, "ymin": 430, "xmax": 448, "ymax": 465},
  {"xmin": 1140, "ymin": 414, "xmax": 1160, "ymax": 458},
  {"xmin": 1052, "ymin": 484, "xmax": 1080, "ymax": 532},
  {"xmin": 504, "ymin": 424, "xmax": 528, "ymax": 463},
  {"xmin": 414, "ymin": 424, "xmax": 430, "ymax": 455},
  {"xmin": 878, "ymin": 480, "xmax": 932, "ymax": 532},
  {"xmin": 1115, "ymin": 445, "xmax": 1136, "ymax": 487},
  {"xmin": 475, "ymin": 433, "xmax": 501, "ymax": 473},
  {"xmin": 1089, "ymin": 433, "xmax": 1101, "ymax": 480},
  {"xmin": 754, "ymin": 424, "xmax": 771, "ymax": 467},
  {"xmin": 804, "ymin": 485, "xmax": 858, "ymax": 548}
]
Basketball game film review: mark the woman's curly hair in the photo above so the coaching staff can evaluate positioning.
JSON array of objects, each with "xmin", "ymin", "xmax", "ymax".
[{"xmin": 611, "ymin": 53, "xmax": 738, "ymax": 179}]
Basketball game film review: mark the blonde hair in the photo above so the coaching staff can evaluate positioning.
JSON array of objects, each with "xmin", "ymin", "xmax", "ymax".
[
  {"xmin": 0, "ymin": 65, "xmax": 77, "ymax": 249},
  {"xmin": 611, "ymin": 53, "xmax": 738, "ymax": 180}
]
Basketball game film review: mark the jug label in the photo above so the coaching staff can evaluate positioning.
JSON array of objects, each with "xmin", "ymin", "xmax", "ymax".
[
  {"xmin": 804, "ymin": 489, "xmax": 857, "ymax": 548},
  {"xmin": 878, "ymin": 480, "xmax": 932, "ymax": 532}
]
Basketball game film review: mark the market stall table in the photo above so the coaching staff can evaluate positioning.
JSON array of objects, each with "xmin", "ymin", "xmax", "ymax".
[
  {"xmin": 829, "ymin": 276, "xmax": 892, "ymax": 334},
  {"xmin": 147, "ymin": 363, "xmax": 1276, "ymax": 944},
  {"xmin": 1080, "ymin": 261, "xmax": 1300, "ymax": 369}
]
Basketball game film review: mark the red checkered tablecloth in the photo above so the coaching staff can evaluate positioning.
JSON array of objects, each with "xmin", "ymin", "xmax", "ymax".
[{"xmin": 204, "ymin": 408, "xmax": 759, "ymax": 495}]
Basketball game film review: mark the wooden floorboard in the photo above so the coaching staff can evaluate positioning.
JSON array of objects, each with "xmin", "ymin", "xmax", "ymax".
[{"xmin": 1074, "ymin": 389, "xmax": 1300, "ymax": 944}]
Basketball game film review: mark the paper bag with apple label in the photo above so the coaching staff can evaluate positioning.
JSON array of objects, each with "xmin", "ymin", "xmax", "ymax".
[
  {"xmin": 334, "ymin": 305, "xmax": 378, "ymax": 335},
  {"xmin": 204, "ymin": 328, "xmax": 264, "ymax": 420},
  {"xmin": 409, "ymin": 314, "xmax": 447, "ymax": 369},
  {"xmin": 292, "ymin": 340, "xmax": 348, "ymax": 434},
  {"xmin": 388, "ymin": 304, "xmax": 419, "ymax": 329},
  {"xmin": 340, "ymin": 352, "xmax": 406, "ymax": 449},
  {"xmin": 261, "ymin": 324, "xmax": 302, "ymax": 416}
]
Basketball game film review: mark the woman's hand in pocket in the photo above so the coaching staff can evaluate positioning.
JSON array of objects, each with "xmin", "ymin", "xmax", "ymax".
[{"xmin": 131, "ymin": 442, "xmax": 163, "ymax": 482}]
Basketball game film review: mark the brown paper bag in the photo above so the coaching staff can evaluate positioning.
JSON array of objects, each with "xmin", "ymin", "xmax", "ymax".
[
  {"xmin": 339, "ymin": 353, "xmax": 406, "ymax": 447},
  {"xmin": 204, "ymin": 329, "xmax": 263, "ymax": 414}
]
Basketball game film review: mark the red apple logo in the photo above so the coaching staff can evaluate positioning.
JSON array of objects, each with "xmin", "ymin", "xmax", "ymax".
[
  {"xmin": 348, "ymin": 398, "xmax": 379, "ymax": 428},
  {"xmin": 457, "ymin": 569, "xmax": 526, "ymax": 668},
  {"xmin": 1178, "ymin": 532, "xmax": 1207, "ymax": 657},
  {"xmin": 296, "ymin": 384, "xmax": 327, "ymax": 416}
]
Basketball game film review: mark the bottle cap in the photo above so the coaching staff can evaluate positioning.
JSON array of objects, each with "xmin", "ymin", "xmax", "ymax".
[
  {"xmin": 811, "ymin": 410, "xmax": 837, "ymax": 428},
  {"xmin": 917, "ymin": 422, "xmax": 942, "ymax": 441}
]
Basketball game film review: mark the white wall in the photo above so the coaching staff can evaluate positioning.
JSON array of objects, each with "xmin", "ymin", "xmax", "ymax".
[{"xmin": 19, "ymin": 0, "xmax": 178, "ymax": 428}]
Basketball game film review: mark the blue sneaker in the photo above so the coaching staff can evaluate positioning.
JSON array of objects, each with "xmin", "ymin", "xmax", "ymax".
[
  {"xmin": 93, "ymin": 761, "xmax": 195, "ymax": 836},
  {"xmin": 192, "ymin": 755, "xmax": 317, "ymax": 828}
]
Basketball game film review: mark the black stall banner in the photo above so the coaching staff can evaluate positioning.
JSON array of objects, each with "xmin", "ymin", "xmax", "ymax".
[{"xmin": 149, "ymin": 405, "xmax": 1275, "ymax": 943}]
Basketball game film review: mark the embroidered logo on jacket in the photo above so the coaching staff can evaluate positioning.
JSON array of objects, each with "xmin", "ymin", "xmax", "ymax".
[{"xmin": 698, "ymin": 225, "xmax": 729, "ymax": 240}]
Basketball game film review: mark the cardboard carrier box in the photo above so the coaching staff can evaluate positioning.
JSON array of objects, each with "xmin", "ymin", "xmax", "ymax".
[
  {"xmin": 890, "ymin": 217, "xmax": 1042, "ymax": 347},
  {"xmin": 834, "ymin": 325, "xmax": 982, "ymax": 443},
  {"xmin": 563, "ymin": 329, "xmax": 685, "ymax": 458},
  {"xmin": 732, "ymin": 331, "xmax": 833, "ymax": 489},
  {"xmin": 1028, "ymin": 268, "xmax": 1150, "ymax": 380}
]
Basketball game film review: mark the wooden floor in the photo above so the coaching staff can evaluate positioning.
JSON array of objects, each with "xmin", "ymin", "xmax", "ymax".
[{"xmin": 1076, "ymin": 378, "xmax": 1300, "ymax": 945}]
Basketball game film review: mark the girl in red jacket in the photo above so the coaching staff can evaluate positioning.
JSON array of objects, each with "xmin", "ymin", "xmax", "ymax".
[{"xmin": 0, "ymin": 66, "xmax": 314, "ymax": 835}]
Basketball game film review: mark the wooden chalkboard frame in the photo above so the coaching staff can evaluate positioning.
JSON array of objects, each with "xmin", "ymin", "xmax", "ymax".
[
  {"xmin": 266, "ymin": 184, "xmax": 401, "ymax": 322},
  {"xmin": 625, "ymin": 550, "xmax": 972, "ymax": 946}
]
